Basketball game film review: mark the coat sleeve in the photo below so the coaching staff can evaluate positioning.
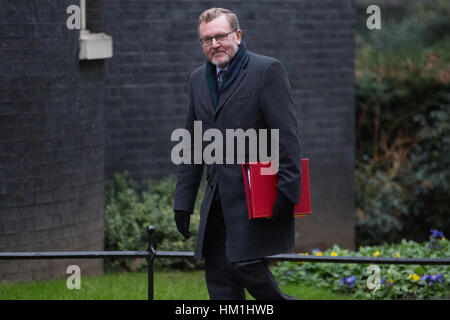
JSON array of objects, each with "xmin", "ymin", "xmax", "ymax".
[
  {"xmin": 259, "ymin": 60, "xmax": 302, "ymax": 204},
  {"xmin": 173, "ymin": 73, "xmax": 204, "ymax": 214}
]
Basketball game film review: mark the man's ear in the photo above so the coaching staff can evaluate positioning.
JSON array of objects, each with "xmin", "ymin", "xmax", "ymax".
[{"xmin": 235, "ymin": 29, "xmax": 242, "ymax": 45}]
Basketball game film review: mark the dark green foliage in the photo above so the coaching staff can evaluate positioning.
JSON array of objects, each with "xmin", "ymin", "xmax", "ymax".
[
  {"xmin": 104, "ymin": 172, "xmax": 204, "ymax": 271},
  {"xmin": 354, "ymin": 1, "xmax": 449, "ymax": 245}
]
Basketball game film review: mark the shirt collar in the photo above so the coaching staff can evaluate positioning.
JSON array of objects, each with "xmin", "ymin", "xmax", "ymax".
[{"xmin": 216, "ymin": 65, "xmax": 228, "ymax": 75}]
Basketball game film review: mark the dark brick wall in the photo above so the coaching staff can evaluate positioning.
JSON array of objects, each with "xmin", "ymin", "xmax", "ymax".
[
  {"xmin": 102, "ymin": 1, "xmax": 356, "ymax": 251},
  {"xmin": 102, "ymin": 0, "xmax": 202, "ymax": 180},
  {"xmin": 0, "ymin": 0, "xmax": 105, "ymax": 282}
]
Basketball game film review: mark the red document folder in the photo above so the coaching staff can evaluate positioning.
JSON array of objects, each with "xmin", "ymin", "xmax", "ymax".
[{"xmin": 242, "ymin": 158, "xmax": 312, "ymax": 219}]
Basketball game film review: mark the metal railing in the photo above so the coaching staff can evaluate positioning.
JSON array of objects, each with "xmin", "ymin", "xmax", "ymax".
[{"xmin": 1, "ymin": 226, "xmax": 449, "ymax": 300}]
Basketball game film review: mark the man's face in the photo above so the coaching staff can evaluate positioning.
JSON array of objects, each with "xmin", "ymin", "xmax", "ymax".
[{"xmin": 199, "ymin": 15, "xmax": 242, "ymax": 68}]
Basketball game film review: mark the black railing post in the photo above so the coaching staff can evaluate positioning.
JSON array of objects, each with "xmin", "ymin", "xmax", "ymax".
[{"xmin": 147, "ymin": 225, "xmax": 156, "ymax": 300}]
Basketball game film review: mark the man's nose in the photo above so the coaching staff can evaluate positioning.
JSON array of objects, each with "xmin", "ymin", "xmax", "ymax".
[{"xmin": 211, "ymin": 38, "xmax": 220, "ymax": 47}]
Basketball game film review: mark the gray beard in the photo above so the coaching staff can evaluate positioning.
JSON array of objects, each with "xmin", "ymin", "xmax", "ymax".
[{"xmin": 211, "ymin": 42, "xmax": 239, "ymax": 68}]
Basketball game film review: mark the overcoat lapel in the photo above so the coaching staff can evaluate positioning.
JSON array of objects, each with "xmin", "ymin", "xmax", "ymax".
[
  {"xmin": 214, "ymin": 67, "xmax": 247, "ymax": 118},
  {"xmin": 200, "ymin": 79, "xmax": 215, "ymax": 118},
  {"xmin": 200, "ymin": 63, "xmax": 249, "ymax": 119}
]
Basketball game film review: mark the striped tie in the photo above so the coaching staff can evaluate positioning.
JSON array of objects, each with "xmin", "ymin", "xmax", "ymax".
[{"xmin": 217, "ymin": 70, "xmax": 226, "ymax": 91}]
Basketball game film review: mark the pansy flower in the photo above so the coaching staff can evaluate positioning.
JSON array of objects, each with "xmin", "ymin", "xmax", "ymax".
[
  {"xmin": 421, "ymin": 272, "xmax": 445, "ymax": 284},
  {"xmin": 340, "ymin": 276, "xmax": 356, "ymax": 288},
  {"xmin": 430, "ymin": 229, "xmax": 444, "ymax": 239},
  {"xmin": 409, "ymin": 274, "xmax": 420, "ymax": 281}
]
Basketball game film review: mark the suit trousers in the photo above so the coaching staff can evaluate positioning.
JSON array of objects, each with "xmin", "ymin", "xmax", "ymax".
[{"xmin": 203, "ymin": 188, "xmax": 297, "ymax": 300}]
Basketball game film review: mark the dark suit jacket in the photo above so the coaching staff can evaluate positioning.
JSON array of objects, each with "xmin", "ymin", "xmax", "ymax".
[{"xmin": 173, "ymin": 51, "xmax": 302, "ymax": 262}]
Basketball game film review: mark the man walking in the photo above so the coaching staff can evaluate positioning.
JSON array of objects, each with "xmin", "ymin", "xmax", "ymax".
[{"xmin": 173, "ymin": 8, "xmax": 302, "ymax": 300}]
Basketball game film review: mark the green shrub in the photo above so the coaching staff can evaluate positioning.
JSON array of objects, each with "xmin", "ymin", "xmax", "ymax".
[
  {"xmin": 104, "ymin": 171, "xmax": 204, "ymax": 271},
  {"xmin": 272, "ymin": 230, "xmax": 449, "ymax": 299},
  {"xmin": 354, "ymin": 9, "xmax": 450, "ymax": 245},
  {"xmin": 355, "ymin": 164, "xmax": 405, "ymax": 245},
  {"xmin": 355, "ymin": 59, "xmax": 450, "ymax": 244}
]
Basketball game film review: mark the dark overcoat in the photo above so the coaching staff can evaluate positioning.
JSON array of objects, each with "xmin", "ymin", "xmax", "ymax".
[{"xmin": 173, "ymin": 51, "xmax": 302, "ymax": 262}]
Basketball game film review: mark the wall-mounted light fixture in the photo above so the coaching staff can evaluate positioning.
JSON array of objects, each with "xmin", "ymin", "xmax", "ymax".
[{"xmin": 78, "ymin": 0, "xmax": 113, "ymax": 60}]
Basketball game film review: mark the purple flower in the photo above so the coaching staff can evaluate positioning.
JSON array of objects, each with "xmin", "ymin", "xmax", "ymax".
[
  {"xmin": 421, "ymin": 273, "xmax": 445, "ymax": 284},
  {"xmin": 340, "ymin": 276, "xmax": 356, "ymax": 288},
  {"xmin": 430, "ymin": 229, "xmax": 444, "ymax": 239},
  {"xmin": 421, "ymin": 274, "xmax": 431, "ymax": 282}
]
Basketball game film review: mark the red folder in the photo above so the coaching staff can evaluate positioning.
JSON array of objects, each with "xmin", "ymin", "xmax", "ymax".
[{"xmin": 242, "ymin": 158, "xmax": 311, "ymax": 219}]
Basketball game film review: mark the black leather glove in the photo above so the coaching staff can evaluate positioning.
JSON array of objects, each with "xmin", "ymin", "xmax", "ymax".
[
  {"xmin": 174, "ymin": 210, "xmax": 191, "ymax": 240},
  {"xmin": 271, "ymin": 190, "xmax": 295, "ymax": 222}
]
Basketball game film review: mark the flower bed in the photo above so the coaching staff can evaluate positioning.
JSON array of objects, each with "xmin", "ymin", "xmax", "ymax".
[{"xmin": 273, "ymin": 230, "xmax": 449, "ymax": 299}]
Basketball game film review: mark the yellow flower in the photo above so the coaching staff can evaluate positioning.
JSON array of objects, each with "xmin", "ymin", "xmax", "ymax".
[
  {"xmin": 315, "ymin": 252, "xmax": 323, "ymax": 256},
  {"xmin": 373, "ymin": 251, "xmax": 380, "ymax": 258},
  {"xmin": 409, "ymin": 274, "xmax": 420, "ymax": 281},
  {"xmin": 330, "ymin": 252, "xmax": 338, "ymax": 256},
  {"xmin": 396, "ymin": 253, "xmax": 401, "ymax": 258},
  {"xmin": 443, "ymin": 237, "xmax": 447, "ymax": 241},
  {"xmin": 388, "ymin": 279, "xmax": 393, "ymax": 283}
]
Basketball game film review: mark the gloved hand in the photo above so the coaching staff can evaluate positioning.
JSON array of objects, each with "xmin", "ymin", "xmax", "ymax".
[
  {"xmin": 174, "ymin": 210, "xmax": 191, "ymax": 240},
  {"xmin": 271, "ymin": 190, "xmax": 295, "ymax": 222}
]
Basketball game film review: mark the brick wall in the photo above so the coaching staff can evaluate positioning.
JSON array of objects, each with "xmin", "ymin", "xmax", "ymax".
[
  {"xmin": 102, "ymin": 0, "xmax": 356, "ymax": 251},
  {"xmin": 0, "ymin": 0, "xmax": 105, "ymax": 282}
]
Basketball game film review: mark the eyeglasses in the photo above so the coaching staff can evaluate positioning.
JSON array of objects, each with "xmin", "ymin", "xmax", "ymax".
[{"xmin": 199, "ymin": 30, "xmax": 236, "ymax": 47}]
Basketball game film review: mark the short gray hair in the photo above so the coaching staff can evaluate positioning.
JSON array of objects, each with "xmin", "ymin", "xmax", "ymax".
[{"xmin": 198, "ymin": 8, "xmax": 240, "ymax": 35}]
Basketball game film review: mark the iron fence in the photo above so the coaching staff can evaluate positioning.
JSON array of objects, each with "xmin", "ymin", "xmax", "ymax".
[{"xmin": 0, "ymin": 226, "xmax": 449, "ymax": 300}]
